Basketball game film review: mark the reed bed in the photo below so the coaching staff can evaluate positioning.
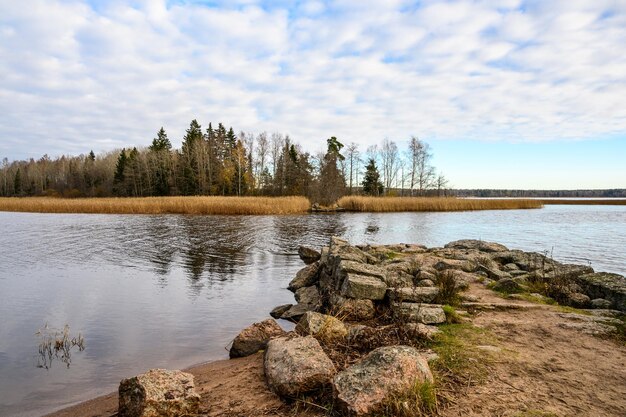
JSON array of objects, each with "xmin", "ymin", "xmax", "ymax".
[
  {"xmin": 539, "ymin": 199, "xmax": 626, "ymax": 205},
  {"xmin": 0, "ymin": 196, "xmax": 311, "ymax": 215},
  {"xmin": 337, "ymin": 196, "xmax": 543, "ymax": 212}
]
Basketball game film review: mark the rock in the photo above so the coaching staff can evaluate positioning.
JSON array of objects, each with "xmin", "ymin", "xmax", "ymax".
[
  {"xmin": 503, "ymin": 262, "xmax": 520, "ymax": 271},
  {"xmin": 332, "ymin": 346, "xmax": 433, "ymax": 416},
  {"xmin": 565, "ymin": 292, "xmax": 591, "ymax": 308},
  {"xmin": 298, "ymin": 246, "xmax": 321, "ymax": 264},
  {"xmin": 288, "ymin": 262, "xmax": 321, "ymax": 291},
  {"xmin": 591, "ymin": 298, "xmax": 612, "ymax": 309},
  {"xmin": 445, "ymin": 239, "xmax": 509, "ymax": 253},
  {"xmin": 383, "ymin": 271, "xmax": 415, "ymax": 287},
  {"xmin": 405, "ymin": 323, "xmax": 441, "ymax": 340},
  {"xmin": 492, "ymin": 277, "xmax": 525, "ymax": 294},
  {"xmin": 229, "ymin": 319, "xmax": 286, "ymax": 358},
  {"xmin": 417, "ymin": 279, "xmax": 435, "ymax": 287},
  {"xmin": 296, "ymin": 312, "xmax": 347, "ymax": 341},
  {"xmin": 264, "ymin": 336, "xmax": 336, "ymax": 397},
  {"xmin": 295, "ymin": 285, "xmax": 321, "ymax": 307},
  {"xmin": 387, "ymin": 287, "xmax": 439, "ymax": 303},
  {"xmin": 346, "ymin": 324, "xmax": 368, "ymax": 341},
  {"xmin": 434, "ymin": 259, "xmax": 473, "ymax": 272},
  {"xmin": 476, "ymin": 264, "xmax": 512, "ymax": 281},
  {"xmin": 575, "ymin": 272, "xmax": 626, "ymax": 311},
  {"xmin": 281, "ymin": 303, "xmax": 317, "ymax": 322},
  {"xmin": 339, "ymin": 260, "xmax": 387, "ymax": 281},
  {"xmin": 331, "ymin": 297, "xmax": 376, "ymax": 321},
  {"xmin": 330, "ymin": 236, "xmax": 350, "ymax": 249},
  {"xmin": 394, "ymin": 303, "xmax": 446, "ymax": 324},
  {"xmin": 418, "ymin": 270, "xmax": 437, "ymax": 282},
  {"xmin": 270, "ymin": 304, "xmax": 293, "ymax": 319},
  {"xmin": 341, "ymin": 274, "xmax": 387, "ymax": 300},
  {"xmin": 118, "ymin": 369, "xmax": 200, "ymax": 417},
  {"xmin": 449, "ymin": 270, "xmax": 475, "ymax": 289}
]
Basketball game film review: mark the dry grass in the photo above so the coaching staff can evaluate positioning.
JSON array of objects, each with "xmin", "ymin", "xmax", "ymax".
[
  {"xmin": 539, "ymin": 199, "xmax": 626, "ymax": 205},
  {"xmin": 337, "ymin": 196, "xmax": 543, "ymax": 212},
  {"xmin": 0, "ymin": 196, "xmax": 311, "ymax": 215}
]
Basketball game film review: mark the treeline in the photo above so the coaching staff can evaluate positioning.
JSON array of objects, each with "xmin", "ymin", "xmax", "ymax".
[
  {"xmin": 0, "ymin": 120, "xmax": 447, "ymax": 204},
  {"xmin": 452, "ymin": 189, "xmax": 626, "ymax": 198}
]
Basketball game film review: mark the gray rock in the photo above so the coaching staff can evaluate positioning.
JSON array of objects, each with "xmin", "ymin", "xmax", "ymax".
[
  {"xmin": 590, "ymin": 298, "xmax": 613, "ymax": 309},
  {"xmin": 394, "ymin": 303, "xmax": 446, "ymax": 324},
  {"xmin": 280, "ymin": 303, "xmax": 316, "ymax": 322},
  {"xmin": 445, "ymin": 239, "xmax": 509, "ymax": 253},
  {"xmin": 503, "ymin": 263, "xmax": 520, "ymax": 271},
  {"xmin": 264, "ymin": 336, "xmax": 336, "ymax": 397},
  {"xmin": 405, "ymin": 323, "xmax": 441, "ymax": 340},
  {"xmin": 575, "ymin": 272, "xmax": 626, "ymax": 311},
  {"xmin": 341, "ymin": 274, "xmax": 387, "ymax": 300},
  {"xmin": 332, "ymin": 346, "xmax": 433, "ymax": 416},
  {"xmin": 337, "ymin": 260, "xmax": 387, "ymax": 281},
  {"xmin": 477, "ymin": 264, "xmax": 512, "ymax": 281},
  {"xmin": 270, "ymin": 304, "xmax": 292, "ymax": 319},
  {"xmin": 296, "ymin": 312, "xmax": 347, "ymax": 341},
  {"xmin": 434, "ymin": 259, "xmax": 473, "ymax": 272},
  {"xmin": 387, "ymin": 287, "xmax": 439, "ymax": 303},
  {"xmin": 492, "ymin": 277, "xmax": 525, "ymax": 294},
  {"xmin": 298, "ymin": 246, "xmax": 321, "ymax": 264},
  {"xmin": 565, "ymin": 292, "xmax": 591, "ymax": 308},
  {"xmin": 418, "ymin": 270, "xmax": 437, "ymax": 281},
  {"xmin": 295, "ymin": 285, "xmax": 321, "ymax": 307},
  {"xmin": 288, "ymin": 262, "xmax": 321, "ymax": 291},
  {"xmin": 230, "ymin": 319, "xmax": 287, "ymax": 358},
  {"xmin": 118, "ymin": 369, "xmax": 200, "ymax": 417}
]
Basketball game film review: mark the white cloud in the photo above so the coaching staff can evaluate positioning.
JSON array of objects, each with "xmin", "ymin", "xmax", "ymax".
[{"xmin": 0, "ymin": 0, "xmax": 625, "ymax": 160}]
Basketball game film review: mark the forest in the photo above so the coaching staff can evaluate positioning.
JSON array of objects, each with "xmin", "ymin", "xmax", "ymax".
[{"xmin": 0, "ymin": 120, "xmax": 446, "ymax": 204}]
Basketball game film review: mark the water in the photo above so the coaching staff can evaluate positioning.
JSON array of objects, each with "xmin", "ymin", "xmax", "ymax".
[{"xmin": 0, "ymin": 205, "xmax": 624, "ymax": 416}]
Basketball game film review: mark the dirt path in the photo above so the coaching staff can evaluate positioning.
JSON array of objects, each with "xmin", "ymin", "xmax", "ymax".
[
  {"xmin": 442, "ymin": 283, "xmax": 626, "ymax": 417},
  {"xmin": 49, "ymin": 283, "xmax": 625, "ymax": 417}
]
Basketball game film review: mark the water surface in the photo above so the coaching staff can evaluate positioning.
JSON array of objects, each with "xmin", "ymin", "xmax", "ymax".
[{"xmin": 0, "ymin": 205, "xmax": 624, "ymax": 416}]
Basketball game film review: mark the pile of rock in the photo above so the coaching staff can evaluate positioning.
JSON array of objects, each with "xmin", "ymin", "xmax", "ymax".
[{"xmin": 114, "ymin": 237, "xmax": 625, "ymax": 416}]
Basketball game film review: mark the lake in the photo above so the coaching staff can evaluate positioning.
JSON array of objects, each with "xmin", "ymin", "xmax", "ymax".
[{"xmin": 0, "ymin": 205, "xmax": 625, "ymax": 416}]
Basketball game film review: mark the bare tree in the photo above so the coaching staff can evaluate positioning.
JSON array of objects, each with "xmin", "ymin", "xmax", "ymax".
[
  {"xmin": 380, "ymin": 139, "xmax": 399, "ymax": 192},
  {"xmin": 408, "ymin": 136, "xmax": 435, "ymax": 196},
  {"xmin": 345, "ymin": 143, "xmax": 360, "ymax": 194},
  {"xmin": 270, "ymin": 133, "xmax": 283, "ymax": 194},
  {"xmin": 255, "ymin": 132, "xmax": 268, "ymax": 191}
]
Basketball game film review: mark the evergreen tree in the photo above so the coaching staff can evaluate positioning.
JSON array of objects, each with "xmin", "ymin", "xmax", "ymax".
[
  {"xmin": 149, "ymin": 128, "xmax": 172, "ymax": 196},
  {"xmin": 362, "ymin": 158, "xmax": 383, "ymax": 196},
  {"xmin": 113, "ymin": 149, "xmax": 127, "ymax": 196},
  {"xmin": 317, "ymin": 136, "xmax": 346, "ymax": 204},
  {"xmin": 180, "ymin": 120, "xmax": 203, "ymax": 195}
]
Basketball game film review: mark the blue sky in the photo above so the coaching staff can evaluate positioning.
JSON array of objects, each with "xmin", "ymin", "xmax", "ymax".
[{"xmin": 1, "ymin": 0, "xmax": 625, "ymax": 189}]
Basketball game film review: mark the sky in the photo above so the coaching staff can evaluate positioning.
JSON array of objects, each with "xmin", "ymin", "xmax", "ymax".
[{"xmin": 0, "ymin": 0, "xmax": 625, "ymax": 189}]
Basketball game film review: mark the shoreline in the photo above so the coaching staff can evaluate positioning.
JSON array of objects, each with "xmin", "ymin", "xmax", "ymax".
[{"xmin": 44, "ymin": 238, "xmax": 625, "ymax": 417}]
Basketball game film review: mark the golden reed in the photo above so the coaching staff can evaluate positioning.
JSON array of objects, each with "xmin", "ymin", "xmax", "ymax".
[
  {"xmin": 0, "ymin": 196, "xmax": 311, "ymax": 215},
  {"xmin": 337, "ymin": 196, "xmax": 543, "ymax": 212}
]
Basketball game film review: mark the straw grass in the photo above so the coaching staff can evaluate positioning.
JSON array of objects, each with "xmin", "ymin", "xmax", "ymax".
[
  {"xmin": 0, "ymin": 196, "xmax": 311, "ymax": 215},
  {"xmin": 337, "ymin": 196, "xmax": 543, "ymax": 212},
  {"xmin": 539, "ymin": 199, "xmax": 626, "ymax": 205}
]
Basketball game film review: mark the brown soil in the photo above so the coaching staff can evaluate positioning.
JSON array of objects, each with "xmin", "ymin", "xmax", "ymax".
[{"xmin": 48, "ymin": 283, "xmax": 626, "ymax": 417}]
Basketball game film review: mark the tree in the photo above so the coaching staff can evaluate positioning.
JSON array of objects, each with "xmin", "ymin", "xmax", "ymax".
[
  {"xmin": 180, "ymin": 120, "xmax": 203, "ymax": 195},
  {"xmin": 113, "ymin": 149, "xmax": 128, "ymax": 196},
  {"xmin": 362, "ymin": 158, "xmax": 383, "ymax": 196},
  {"xmin": 317, "ymin": 136, "xmax": 346, "ymax": 204},
  {"xmin": 381, "ymin": 138, "xmax": 399, "ymax": 192},
  {"xmin": 149, "ymin": 128, "xmax": 172, "ymax": 196},
  {"xmin": 345, "ymin": 143, "xmax": 360, "ymax": 194},
  {"xmin": 408, "ymin": 136, "xmax": 435, "ymax": 196}
]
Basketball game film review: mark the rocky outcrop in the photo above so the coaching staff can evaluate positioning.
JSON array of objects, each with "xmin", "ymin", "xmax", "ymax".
[
  {"xmin": 394, "ymin": 303, "xmax": 446, "ymax": 324},
  {"xmin": 575, "ymin": 272, "xmax": 626, "ymax": 311},
  {"xmin": 445, "ymin": 239, "xmax": 509, "ymax": 253},
  {"xmin": 332, "ymin": 346, "xmax": 433, "ymax": 416},
  {"xmin": 118, "ymin": 369, "xmax": 200, "ymax": 417},
  {"xmin": 288, "ymin": 262, "xmax": 321, "ymax": 291},
  {"xmin": 229, "ymin": 319, "xmax": 286, "ymax": 358},
  {"xmin": 264, "ymin": 336, "xmax": 336, "ymax": 397}
]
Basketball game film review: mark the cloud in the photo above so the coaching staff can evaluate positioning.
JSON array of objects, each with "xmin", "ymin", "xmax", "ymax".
[{"xmin": 0, "ymin": 0, "xmax": 625, "ymax": 160}]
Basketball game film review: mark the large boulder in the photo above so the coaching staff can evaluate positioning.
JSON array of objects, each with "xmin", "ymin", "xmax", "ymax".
[
  {"xmin": 394, "ymin": 303, "xmax": 446, "ymax": 324},
  {"xmin": 264, "ymin": 336, "xmax": 336, "ymax": 397},
  {"xmin": 387, "ymin": 287, "xmax": 439, "ymax": 303},
  {"xmin": 296, "ymin": 311, "xmax": 347, "ymax": 341},
  {"xmin": 445, "ymin": 239, "xmax": 508, "ymax": 253},
  {"xmin": 492, "ymin": 277, "xmax": 525, "ymax": 294},
  {"xmin": 270, "ymin": 304, "xmax": 292, "ymax": 319},
  {"xmin": 341, "ymin": 274, "xmax": 387, "ymax": 300},
  {"xmin": 332, "ymin": 346, "xmax": 433, "ymax": 416},
  {"xmin": 295, "ymin": 285, "xmax": 321, "ymax": 307},
  {"xmin": 337, "ymin": 260, "xmax": 387, "ymax": 282},
  {"xmin": 298, "ymin": 246, "xmax": 321, "ymax": 264},
  {"xmin": 229, "ymin": 319, "xmax": 286, "ymax": 358},
  {"xmin": 118, "ymin": 369, "xmax": 200, "ymax": 417},
  {"xmin": 288, "ymin": 262, "xmax": 321, "ymax": 291}
]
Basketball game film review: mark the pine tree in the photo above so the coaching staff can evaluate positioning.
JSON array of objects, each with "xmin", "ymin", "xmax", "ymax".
[
  {"xmin": 362, "ymin": 158, "xmax": 383, "ymax": 196},
  {"xmin": 113, "ymin": 149, "xmax": 127, "ymax": 196},
  {"xmin": 318, "ymin": 136, "xmax": 346, "ymax": 204}
]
